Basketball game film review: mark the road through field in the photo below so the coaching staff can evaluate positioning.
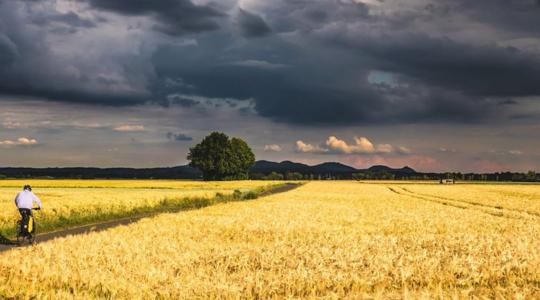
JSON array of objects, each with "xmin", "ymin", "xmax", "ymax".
[{"xmin": 0, "ymin": 183, "xmax": 301, "ymax": 252}]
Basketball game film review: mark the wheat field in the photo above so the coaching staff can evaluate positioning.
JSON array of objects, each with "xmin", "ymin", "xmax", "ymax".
[
  {"xmin": 0, "ymin": 181, "xmax": 539, "ymax": 299},
  {"xmin": 0, "ymin": 180, "xmax": 278, "ymax": 236}
]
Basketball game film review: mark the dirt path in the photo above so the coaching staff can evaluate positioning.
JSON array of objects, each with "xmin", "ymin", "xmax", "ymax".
[{"xmin": 0, "ymin": 183, "xmax": 301, "ymax": 252}]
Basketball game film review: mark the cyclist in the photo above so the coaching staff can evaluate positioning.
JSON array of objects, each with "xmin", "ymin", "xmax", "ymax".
[{"xmin": 14, "ymin": 185, "xmax": 42, "ymax": 236}]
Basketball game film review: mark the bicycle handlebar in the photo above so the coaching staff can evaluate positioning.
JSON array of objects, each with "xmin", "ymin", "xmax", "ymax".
[{"xmin": 33, "ymin": 207, "xmax": 41, "ymax": 211}]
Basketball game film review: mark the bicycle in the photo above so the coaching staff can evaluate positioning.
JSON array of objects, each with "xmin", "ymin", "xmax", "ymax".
[{"xmin": 16, "ymin": 207, "xmax": 40, "ymax": 246}]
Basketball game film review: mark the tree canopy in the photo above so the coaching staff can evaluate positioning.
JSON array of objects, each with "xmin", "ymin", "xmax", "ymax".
[{"xmin": 187, "ymin": 132, "xmax": 256, "ymax": 180}]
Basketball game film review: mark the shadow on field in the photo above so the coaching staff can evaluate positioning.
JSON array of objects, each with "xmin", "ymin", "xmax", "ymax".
[{"xmin": 0, "ymin": 234, "xmax": 15, "ymax": 245}]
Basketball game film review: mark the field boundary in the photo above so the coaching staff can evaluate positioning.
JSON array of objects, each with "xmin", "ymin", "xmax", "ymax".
[{"xmin": 0, "ymin": 182, "xmax": 302, "ymax": 252}]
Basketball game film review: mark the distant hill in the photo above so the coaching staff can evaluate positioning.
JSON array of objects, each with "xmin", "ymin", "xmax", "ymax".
[
  {"xmin": 251, "ymin": 160, "xmax": 360, "ymax": 175},
  {"xmin": 251, "ymin": 160, "xmax": 310, "ymax": 174},
  {"xmin": 250, "ymin": 160, "xmax": 415, "ymax": 178},
  {"xmin": 367, "ymin": 165, "xmax": 416, "ymax": 174},
  {"xmin": 0, "ymin": 160, "xmax": 416, "ymax": 179},
  {"xmin": 311, "ymin": 162, "xmax": 358, "ymax": 173}
]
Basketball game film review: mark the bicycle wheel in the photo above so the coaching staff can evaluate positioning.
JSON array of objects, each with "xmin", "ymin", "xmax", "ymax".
[
  {"xmin": 30, "ymin": 217, "xmax": 37, "ymax": 245},
  {"xmin": 28, "ymin": 234, "xmax": 36, "ymax": 245},
  {"xmin": 15, "ymin": 221, "xmax": 23, "ymax": 245}
]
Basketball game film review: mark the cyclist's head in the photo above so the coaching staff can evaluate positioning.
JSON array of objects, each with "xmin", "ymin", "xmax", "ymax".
[{"xmin": 23, "ymin": 185, "xmax": 32, "ymax": 192}]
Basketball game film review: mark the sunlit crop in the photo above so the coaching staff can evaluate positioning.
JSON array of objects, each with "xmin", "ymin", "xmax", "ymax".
[
  {"xmin": 0, "ymin": 180, "xmax": 279, "ymax": 235},
  {"xmin": 0, "ymin": 181, "xmax": 538, "ymax": 298},
  {"xmin": 393, "ymin": 183, "xmax": 540, "ymax": 216}
]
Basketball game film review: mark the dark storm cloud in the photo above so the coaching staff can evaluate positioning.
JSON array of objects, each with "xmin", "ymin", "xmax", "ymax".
[
  {"xmin": 435, "ymin": 0, "xmax": 540, "ymax": 35},
  {"xmin": 0, "ymin": 85, "xmax": 148, "ymax": 106},
  {"xmin": 265, "ymin": 0, "xmax": 371, "ymax": 33},
  {"xmin": 30, "ymin": 10, "xmax": 97, "ymax": 28},
  {"xmin": 0, "ymin": 1, "xmax": 152, "ymax": 105},
  {"xmin": 329, "ymin": 33, "xmax": 540, "ymax": 98},
  {"xmin": 237, "ymin": 9, "xmax": 272, "ymax": 38},
  {"xmin": 166, "ymin": 132, "xmax": 193, "ymax": 141},
  {"xmin": 84, "ymin": 0, "xmax": 224, "ymax": 36},
  {"xmin": 1, "ymin": 0, "xmax": 540, "ymax": 127},
  {"xmin": 167, "ymin": 95, "xmax": 199, "ymax": 108},
  {"xmin": 151, "ymin": 44, "xmax": 460, "ymax": 125},
  {"xmin": 250, "ymin": 81, "xmax": 502, "ymax": 125},
  {"xmin": 0, "ymin": 33, "xmax": 18, "ymax": 65},
  {"xmin": 498, "ymin": 99, "xmax": 519, "ymax": 106},
  {"xmin": 223, "ymin": 0, "xmax": 540, "ymax": 125}
]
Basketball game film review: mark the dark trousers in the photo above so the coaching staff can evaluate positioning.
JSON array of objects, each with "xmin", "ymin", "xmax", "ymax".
[{"xmin": 18, "ymin": 208, "xmax": 32, "ymax": 236}]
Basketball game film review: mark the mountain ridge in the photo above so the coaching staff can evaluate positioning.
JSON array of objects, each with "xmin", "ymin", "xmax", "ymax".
[
  {"xmin": 250, "ymin": 160, "xmax": 415, "ymax": 175},
  {"xmin": 0, "ymin": 160, "xmax": 416, "ymax": 179}
]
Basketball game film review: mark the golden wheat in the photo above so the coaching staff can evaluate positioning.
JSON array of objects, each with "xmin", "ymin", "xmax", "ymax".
[
  {"xmin": 0, "ymin": 180, "xmax": 278, "ymax": 234},
  {"xmin": 396, "ymin": 183, "xmax": 540, "ymax": 216},
  {"xmin": 0, "ymin": 181, "xmax": 538, "ymax": 299}
]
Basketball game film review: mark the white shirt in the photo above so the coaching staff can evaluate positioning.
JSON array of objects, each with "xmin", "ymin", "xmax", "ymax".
[{"xmin": 15, "ymin": 190, "xmax": 42, "ymax": 209}]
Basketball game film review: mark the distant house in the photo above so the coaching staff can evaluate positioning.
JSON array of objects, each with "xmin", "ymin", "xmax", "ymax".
[{"xmin": 440, "ymin": 179, "xmax": 455, "ymax": 184}]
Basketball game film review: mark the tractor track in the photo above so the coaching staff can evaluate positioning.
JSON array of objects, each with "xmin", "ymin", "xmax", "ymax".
[
  {"xmin": 387, "ymin": 186, "xmax": 538, "ymax": 220},
  {"xmin": 387, "ymin": 187, "xmax": 469, "ymax": 210},
  {"xmin": 399, "ymin": 186, "xmax": 540, "ymax": 218},
  {"xmin": 0, "ymin": 183, "xmax": 302, "ymax": 253}
]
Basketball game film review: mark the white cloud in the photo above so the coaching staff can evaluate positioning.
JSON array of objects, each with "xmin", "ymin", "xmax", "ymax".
[
  {"xmin": 72, "ymin": 122, "xmax": 107, "ymax": 129},
  {"xmin": 264, "ymin": 144, "xmax": 282, "ymax": 152},
  {"xmin": 295, "ymin": 140, "xmax": 327, "ymax": 153},
  {"xmin": 509, "ymin": 150, "xmax": 523, "ymax": 155},
  {"xmin": 296, "ymin": 136, "xmax": 404, "ymax": 155},
  {"xmin": 1, "ymin": 120, "xmax": 24, "ymax": 129},
  {"xmin": 0, "ymin": 137, "xmax": 39, "ymax": 147},
  {"xmin": 325, "ymin": 136, "xmax": 394, "ymax": 154},
  {"xmin": 488, "ymin": 149, "xmax": 524, "ymax": 156},
  {"xmin": 327, "ymin": 136, "xmax": 369, "ymax": 153},
  {"xmin": 114, "ymin": 125, "xmax": 146, "ymax": 132},
  {"xmin": 439, "ymin": 147, "xmax": 457, "ymax": 153},
  {"xmin": 397, "ymin": 146, "xmax": 412, "ymax": 154},
  {"xmin": 352, "ymin": 0, "xmax": 382, "ymax": 6}
]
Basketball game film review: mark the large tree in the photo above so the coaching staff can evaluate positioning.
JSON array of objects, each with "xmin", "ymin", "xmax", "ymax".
[{"xmin": 187, "ymin": 132, "xmax": 256, "ymax": 180}]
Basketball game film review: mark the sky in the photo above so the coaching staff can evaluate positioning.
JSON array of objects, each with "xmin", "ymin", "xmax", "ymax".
[{"xmin": 0, "ymin": 0, "xmax": 539, "ymax": 172}]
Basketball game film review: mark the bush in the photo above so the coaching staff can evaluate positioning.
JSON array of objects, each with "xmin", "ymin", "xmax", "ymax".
[
  {"xmin": 249, "ymin": 173, "xmax": 265, "ymax": 180},
  {"xmin": 264, "ymin": 172, "xmax": 284, "ymax": 180},
  {"xmin": 233, "ymin": 189, "xmax": 243, "ymax": 200},
  {"xmin": 243, "ymin": 191, "xmax": 258, "ymax": 200},
  {"xmin": 285, "ymin": 172, "xmax": 303, "ymax": 180}
]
